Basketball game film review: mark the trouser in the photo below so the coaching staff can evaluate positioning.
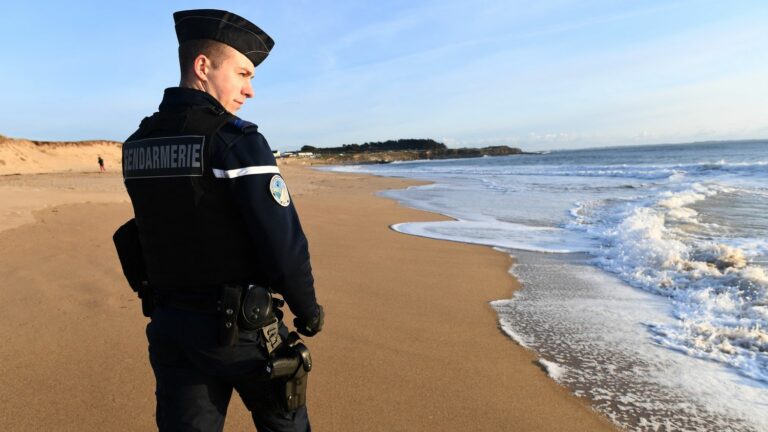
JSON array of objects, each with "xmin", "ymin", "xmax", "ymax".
[{"xmin": 146, "ymin": 305, "xmax": 311, "ymax": 432}]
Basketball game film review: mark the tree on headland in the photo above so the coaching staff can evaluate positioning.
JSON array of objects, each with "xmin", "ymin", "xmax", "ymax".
[{"xmin": 301, "ymin": 138, "xmax": 446, "ymax": 154}]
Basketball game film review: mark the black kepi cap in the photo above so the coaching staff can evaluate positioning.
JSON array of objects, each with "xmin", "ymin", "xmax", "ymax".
[{"xmin": 173, "ymin": 9, "xmax": 275, "ymax": 68}]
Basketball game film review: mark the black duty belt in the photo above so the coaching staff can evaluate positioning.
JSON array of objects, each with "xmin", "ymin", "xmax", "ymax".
[
  {"xmin": 155, "ymin": 284, "xmax": 282, "ymax": 351},
  {"xmin": 155, "ymin": 289, "xmax": 221, "ymax": 313}
]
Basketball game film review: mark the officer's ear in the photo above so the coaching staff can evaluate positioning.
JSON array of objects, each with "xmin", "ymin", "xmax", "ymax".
[{"xmin": 192, "ymin": 54, "xmax": 213, "ymax": 82}]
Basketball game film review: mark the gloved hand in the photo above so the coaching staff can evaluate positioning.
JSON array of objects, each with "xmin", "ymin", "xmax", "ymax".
[{"xmin": 294, "ymin": 304, "xmax": 324, "ymax": 337}]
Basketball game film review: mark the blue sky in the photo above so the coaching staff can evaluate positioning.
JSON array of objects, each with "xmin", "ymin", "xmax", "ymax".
[{"xmin": 1, "ymin": 0, "xmax": 767, "ymax": 151}]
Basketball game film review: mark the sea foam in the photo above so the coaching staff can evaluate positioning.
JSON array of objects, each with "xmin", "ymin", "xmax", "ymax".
[{"xmin": 581, "ymin": 183, "xmax": 768, "ymax": 383}]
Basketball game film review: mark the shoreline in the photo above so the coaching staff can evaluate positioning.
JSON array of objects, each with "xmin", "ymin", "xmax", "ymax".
[
  {"xmin": 0, "ymin": 165, "xmax": 616, "ymax": 431},
  {"xmin": 323, "ymin": 152, "xmax": 768, "ymax": 431}
]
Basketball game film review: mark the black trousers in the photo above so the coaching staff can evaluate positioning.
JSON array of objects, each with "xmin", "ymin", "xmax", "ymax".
[{"xmin": 146, "ymin": 306, "xmax": 311, "ymax": 432}]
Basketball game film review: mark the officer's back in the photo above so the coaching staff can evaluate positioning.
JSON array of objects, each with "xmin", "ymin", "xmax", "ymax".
[{"xmin": 117, "ymin": 9, "xmax": 324, "ymax": 432}]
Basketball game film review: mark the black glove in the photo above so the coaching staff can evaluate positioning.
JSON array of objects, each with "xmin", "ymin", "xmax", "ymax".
[{"xmin": 294, "ymin": 304, "xmax": 324, "ymax": 337}]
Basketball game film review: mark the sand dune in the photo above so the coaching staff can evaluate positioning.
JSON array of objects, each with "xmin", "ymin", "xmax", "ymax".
[{"xmin": 0, "ymin": 136, "xmax": 122, "ymax": 175}]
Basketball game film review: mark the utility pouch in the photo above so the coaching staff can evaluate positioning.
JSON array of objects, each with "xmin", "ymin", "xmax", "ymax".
[
  {"xmin": 239, "ymin": 285, "xmax": 283, "ymax": 355},
  {"xmin": 138, "ymin": 282, "xmax": 155, "ymax": 318},
  {"xmin": 113, "ymin": 219, "xmax": 154, "ymax": 317},
  {"xmin": 219, "ymin": 284, "xmax": 243, "ymax": 346},
  {"xmin": 112, "ymin": 219, "xmax": 147, "ymax": 293}
]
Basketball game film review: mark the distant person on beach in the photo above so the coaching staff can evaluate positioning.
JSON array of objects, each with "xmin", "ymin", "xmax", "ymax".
[
  {"xmin": 117, "ymin": 9, "xmax": 323, "ymax": 432},
  {"xmin": 97, "ymin": 155, "xmax": 105, "ymax": 172}
]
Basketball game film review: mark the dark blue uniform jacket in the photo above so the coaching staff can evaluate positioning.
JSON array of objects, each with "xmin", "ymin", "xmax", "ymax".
[{"xmin": 123, "ymin": 88, "xmax": 318, "ymax": 322}]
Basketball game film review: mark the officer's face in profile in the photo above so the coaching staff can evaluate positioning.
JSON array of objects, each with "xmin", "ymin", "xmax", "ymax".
[{"xmin": 200, "ymin": 45, "xmax": 255, "ymax": 113}]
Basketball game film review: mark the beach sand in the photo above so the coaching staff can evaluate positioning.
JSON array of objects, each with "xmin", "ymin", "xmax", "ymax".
[{"xmin": 0, "ymin": 163, "xmax": 616, "ymax": 431}]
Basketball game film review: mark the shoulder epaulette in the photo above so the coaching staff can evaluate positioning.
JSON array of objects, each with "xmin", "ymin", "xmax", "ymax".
[{"xmin": 227, "ymin": 117, "xmax": 259, "ymax": 134}]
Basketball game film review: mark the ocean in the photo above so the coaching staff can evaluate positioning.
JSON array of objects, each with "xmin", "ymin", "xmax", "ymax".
[{"xmin": 327, "ymin": 140, "xmax": 768, "ymax": 431}]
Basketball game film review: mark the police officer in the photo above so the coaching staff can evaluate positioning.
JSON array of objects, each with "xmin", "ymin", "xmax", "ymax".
[{"xmin": 121, "ymin": 9, "xmax": 323, "ymax": 432}]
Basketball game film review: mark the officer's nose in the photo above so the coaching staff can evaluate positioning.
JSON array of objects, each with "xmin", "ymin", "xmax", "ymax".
[{"xmin": 243, "ymin": 81, "xmax": 254, "ymax": 99}]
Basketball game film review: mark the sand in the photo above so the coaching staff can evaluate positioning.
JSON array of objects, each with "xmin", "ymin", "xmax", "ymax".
[{"xmin": 0, "ymin": 162, "xmax": 616, "ymax": 431}]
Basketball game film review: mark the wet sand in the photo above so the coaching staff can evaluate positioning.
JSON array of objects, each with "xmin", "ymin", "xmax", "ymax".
[{"xmin": 0, "ymin": 165, "xmax": 615, "ymax": 431}]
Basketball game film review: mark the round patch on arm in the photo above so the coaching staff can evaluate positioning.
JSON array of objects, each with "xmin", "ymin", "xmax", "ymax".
[{"xmin": 269, "ymin": 175, "xmax": 291, "ymax": 207}]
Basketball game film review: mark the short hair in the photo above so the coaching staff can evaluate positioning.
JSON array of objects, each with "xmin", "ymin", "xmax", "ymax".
[{"xmin": 178, "ymin": 39, "xmax": 229, "ymax": 76}]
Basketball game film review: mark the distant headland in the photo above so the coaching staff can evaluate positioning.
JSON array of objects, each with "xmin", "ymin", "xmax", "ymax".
[{"xmin": 295, "ymin": 138, "xmax": 524, "ymax": 164}]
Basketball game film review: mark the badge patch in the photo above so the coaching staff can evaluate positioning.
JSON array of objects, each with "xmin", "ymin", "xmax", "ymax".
[{"xmin": 269, "ymin": 175, "xmax": 291, "ymax": 207}]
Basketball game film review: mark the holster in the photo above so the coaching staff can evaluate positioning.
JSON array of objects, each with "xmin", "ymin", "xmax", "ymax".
[
  {"xmin": 267, "ymin": 332, "xmax": 313, "ymax": 412},
  {"xmin": 281, "ymin": 366, "xmax": 309, "ymax": 412}
]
